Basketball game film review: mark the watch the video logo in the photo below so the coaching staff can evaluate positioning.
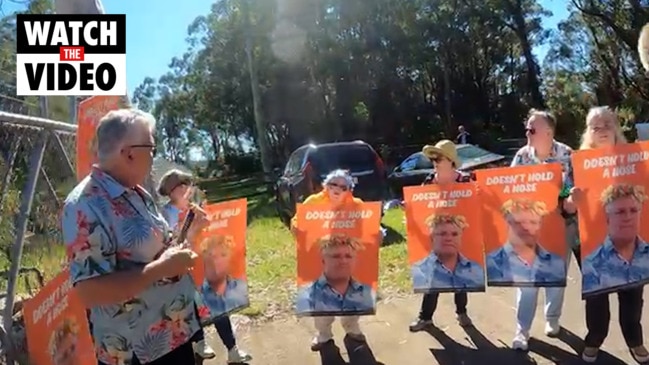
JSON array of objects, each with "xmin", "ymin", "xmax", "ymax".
[{"xmin": 15, "ymin": 14, "xmax": 126, "ymax": 96}]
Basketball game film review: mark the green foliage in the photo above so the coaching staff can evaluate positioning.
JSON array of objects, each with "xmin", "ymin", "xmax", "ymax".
[
  {"xmin": 0, "ymin": 189, "xmax": 20, "ymax": 257},
  {"xmin": 124, "ymin": 0, "xmax": 649, "ymax": 167}
]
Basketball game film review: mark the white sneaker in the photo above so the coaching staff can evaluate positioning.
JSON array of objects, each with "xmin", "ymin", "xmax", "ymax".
[
  {"xmin": 193, "ymin": 340, "xmax": 216, "ymax": 359},
  {"xmin": 512, "ymin": 333, "xmax": 529, "ymax": 351},
  {"xmin": 544, "ymin": 320, "xmax": 560, "ymax": 337},
  {"xmin": 227, "ymin": 345, "xmax": 253, "ymax": 363}
]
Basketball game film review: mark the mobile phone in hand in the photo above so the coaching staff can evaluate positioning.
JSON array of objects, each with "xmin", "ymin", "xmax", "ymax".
[
  {"xmin": 157, "ymin": 209, "xmax": 195, "ymax": 284},
  {"xmin": 177, "ymin": 209, "xmax": 195, "ymax": 245}
]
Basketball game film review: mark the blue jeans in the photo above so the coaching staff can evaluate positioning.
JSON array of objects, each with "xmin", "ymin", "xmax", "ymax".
[
  {"xmin": 515, "ymin": 286, "xmax": 565, "ymax": 335},
  {"xmin": 515, "ymin": 245, "xmax": 576, "ymax": 335},
  {"xmin": 192, "ymin": 315, "xmax": 236, "ymax": 350}
]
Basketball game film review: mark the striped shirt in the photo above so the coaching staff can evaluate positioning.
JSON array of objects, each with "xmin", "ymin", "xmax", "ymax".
[{"xmin": 423, "ymin": 171, "xmax": 473, "ymax": 185}]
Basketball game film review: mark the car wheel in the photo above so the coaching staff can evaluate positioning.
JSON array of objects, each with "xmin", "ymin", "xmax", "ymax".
[{"xmin": 277, "ymin": 208, "xmax": 291, "ymax": 227}]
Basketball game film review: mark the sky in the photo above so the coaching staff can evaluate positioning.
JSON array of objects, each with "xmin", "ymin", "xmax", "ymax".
[{"xmin": 3, "ymin": 0, "xmax": 571, "ymax": 95}]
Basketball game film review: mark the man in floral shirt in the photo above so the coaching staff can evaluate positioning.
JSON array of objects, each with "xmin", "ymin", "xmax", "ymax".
[
  {"xmin": 61, "ymin": 109, "xmax": 207, "ymax": 365},
  {"xmin": 508, "ymin": 109, "xmax": 574, "ymax": 352}
]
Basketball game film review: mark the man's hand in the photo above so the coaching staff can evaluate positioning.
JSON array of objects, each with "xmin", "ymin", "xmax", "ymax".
[
  {"xmin": 570, "ymin": 187, "xmax": 584, "ymax": 204},
  {"xmin": 152, "ymin": 248, "xmax": 198, "ymax": 279},
  {"xmin": 562, "ymin": 187, "xmax": 583, "ymax": 215}
]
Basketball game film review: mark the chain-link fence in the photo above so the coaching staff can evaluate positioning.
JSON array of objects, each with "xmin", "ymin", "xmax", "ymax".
[{"xmin": 0, "ymin": 65, "xmax": 77, "ymax": 363}]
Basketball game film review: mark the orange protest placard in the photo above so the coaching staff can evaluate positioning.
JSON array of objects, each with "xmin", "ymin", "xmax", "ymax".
[
  {"xmin": 572, "ymin": 141, "xmax": 649, "ymax": 297},
  {"xmin": 294, "ymin": 202, "xmax": 381, "ymax": 317},
  {"xmin": 192, "ymin": 198, "xmax": 249, "ymax": 321},
  {"xmin": 475, "ymin": 164, "xmax": 567, "ymax": 287},
  {"xmin": 23, "ymin": 269, "xmax": 95, "ymax": 365},
  {"xmin": 76, "ymin": 96, "xmax": 124, "ymax": 180},
  {"xmin": 403, "ymin": 183, "xmax": 485, "ymax": 293}
]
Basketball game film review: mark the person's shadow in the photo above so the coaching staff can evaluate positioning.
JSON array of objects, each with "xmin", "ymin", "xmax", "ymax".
[
  {"xmin": 548, "ymin": 328, "xmax": 628, "ymax": 365},
  {"xmin": 426, "ymin": 325, "xmax": 536, "ymax": 364},
  {"xmin": 317, "ymin": 335, "xmax": 386, "ymax": 365},
  {"xmin": 381, "ymin": 224, "xmax": 404, "ymax": 246},
  {"xmin": 465, "ymin": 325, "xmax": 627, "ymax": 365}
]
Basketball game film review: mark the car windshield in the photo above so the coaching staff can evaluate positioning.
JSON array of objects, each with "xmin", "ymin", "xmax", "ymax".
[
  {"xmin": 457, "ymin": 145, "xmax": 494, "ymax": 162},
  {"xmin": 399, "ymin": 152, "xmax": 432, "ymax": 171},
  {"xmin": 309, "ymin": 145, "xmax": 377, "ymax": 173}
]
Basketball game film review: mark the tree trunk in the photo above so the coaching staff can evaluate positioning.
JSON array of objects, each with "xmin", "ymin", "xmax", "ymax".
[
  {"xmin": 243, "ymin": 0, "xmax": 273, "ymax": 173},
  {"xmin": 506, "ymin": 0, "xmax": 546, "ymax": 108}
]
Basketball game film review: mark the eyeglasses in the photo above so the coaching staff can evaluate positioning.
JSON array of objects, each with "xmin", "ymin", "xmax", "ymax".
[
  {"xmin": 327, "ymin": 182, "xmax": 349, "ymax": 192},
  {"xmin": 591, "ymin": 125, "xmax": 613, "ymax": 133},
  {"xmin": 525, "ymin": 128, "xmax": 536, "ymax": 135},
  {"xmin": 170, "ymin": 183, "xmax": 191, "ymax": 194},
  {"xmin": 130, "ymin": 144, "xmax": 157, "ymax": 156}
]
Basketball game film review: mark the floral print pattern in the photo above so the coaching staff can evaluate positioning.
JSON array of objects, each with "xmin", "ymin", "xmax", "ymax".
[
  {"xmin": 61, "ymin": 167, "xmax": 200, "ymax": 365},
  {"xmin": 510, "ymin": 140, "xmax": 574, "ymax": 195}
]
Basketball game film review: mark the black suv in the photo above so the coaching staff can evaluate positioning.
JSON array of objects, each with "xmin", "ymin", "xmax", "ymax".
[{"xmin": 275, "ymin": 141, "xmax": 388, "ymax": 225}]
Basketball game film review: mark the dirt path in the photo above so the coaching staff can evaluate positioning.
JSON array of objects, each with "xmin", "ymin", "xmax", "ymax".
[{"xmin": 206, "ymin": 263, "xmax": 644, "ymax": 365}]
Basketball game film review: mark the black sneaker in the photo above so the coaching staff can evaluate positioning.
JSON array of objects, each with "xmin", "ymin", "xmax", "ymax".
[
  {"xmin": 311, "ymin": 338, "xmax": 335, "ymax": 352},
  {"xmin": 409, "ymin": 319, "xmax": 433, "ymax": 332}
]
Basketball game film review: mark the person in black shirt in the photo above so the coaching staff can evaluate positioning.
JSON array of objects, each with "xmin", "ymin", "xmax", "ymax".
[{"xmin": 455, "ymin": 125, "xmax": 473, "ymax": 145}]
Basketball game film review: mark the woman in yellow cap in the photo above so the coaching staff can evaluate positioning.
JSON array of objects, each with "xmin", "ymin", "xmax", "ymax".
[{"xmin": 408, "ymin": 140, "xmax": 477, "ymax": 332}]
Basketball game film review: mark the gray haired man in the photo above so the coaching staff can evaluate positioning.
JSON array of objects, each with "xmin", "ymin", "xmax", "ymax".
[{"xmin": 61, "ymin": 108, "xmax": 209, "ymax": 365}]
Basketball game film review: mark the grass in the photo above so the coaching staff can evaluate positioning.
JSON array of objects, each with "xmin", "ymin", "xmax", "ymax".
[
  {"xmin": 238, "ymin": 204, "xmax": 410, "ymax": 319},
  {"xmin": 201, "ymin": 175, "xmax": 269, "ymax": 202},
  {"xmin": 0, "ymin": 238, "xmax": 66, "ymax": 297},
  {"xmin": 5, "ymin": 179, "xmax": 412, "ymax": 320}
]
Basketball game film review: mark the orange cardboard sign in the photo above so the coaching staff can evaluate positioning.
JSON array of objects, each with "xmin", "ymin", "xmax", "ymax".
[
  {"xmin": 475, "ymin": 164, "xmax": 567, "ymax": 287},
  {"xmin": 192, "ymin": 198, "xmax": 249, "ymax": 320},
  {"xmin": 572, "ymin": 141, "xmax": 649, "ymax": 297},
  {"xmin": 404, "ymin": 183, "xmax": 485, "ymax": 293},
  {"xmin": 76, "ymin": 96, "xmax": 123, "ymax": 180},
  {"xmin": 294, "ymin": 202, "xmax": 381, "ymax": 317},
  {"xmin": 23, "ymin": 270, "xmax": 95, "ymax": 365}
]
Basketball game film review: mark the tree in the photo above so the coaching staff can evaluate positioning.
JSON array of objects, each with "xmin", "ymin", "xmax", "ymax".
[{"xmin": 130, "ymin": 0, "xmax": 649, "ymax": 172}]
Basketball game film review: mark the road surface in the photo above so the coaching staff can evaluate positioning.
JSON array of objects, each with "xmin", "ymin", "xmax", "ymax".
[{"xmin": 206, "ymin": 259, "xmax": 646, "ymax": 365}]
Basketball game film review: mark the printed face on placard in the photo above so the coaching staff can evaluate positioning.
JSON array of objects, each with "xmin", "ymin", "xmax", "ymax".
[
  {"xmin": 475, "ymin": 164, "xmax": 567, "ymax": 288},
  {"xmin": 22, "ymin": 270, "xmax": 95, "ymax": 365},
  {"xmin": 505, "ymin": 203, "xmax": 543, "ymax": 246},
  {"xmin": 293, "ymin": 202, "xmax": 381, "ymax": 317},
  {"xmin": 431, "ymin": 222, "xmax": 462, "ymax": 255},
  {"xmin": 572, "ymin": 142, "xmax": 649, "ymax": 298},
  {"xmin": 322, "ymin": 243, "xmax": 357, "ymax": 280},
  {"xmin": 50, "ymin": 320, "xmax": 79, "ymax": 365},
  {"xmin": 201, "ymin": 235, "xmax": 233, "ymax": 281},
  {"xmin": 606, "ymin": 195, "xmax": 642, "ymax": 240},
  {"xmin": 403, "ymin": 183, "xmax": 485, "ymax": 294},
  {"xmin": 192, "ymin": 198, "xmax": 250, "ymax": 322}
]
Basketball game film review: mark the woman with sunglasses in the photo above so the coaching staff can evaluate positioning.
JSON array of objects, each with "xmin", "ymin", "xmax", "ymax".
[
  {"xmin": 291, "ymin": 169, "xmax": 368, "ymax": 352},
  {"xmin": 158, "ymin": 170, "xmax": 253, "ymax": 364},
  {"xmin": 508, "ymin": 109, "xmax": 574, "ymax": 351},
  {"xmin": 408, "ymin": 140, "xmax": 475, "ymax": 332},
  {"xmin": 564, "ymin": 106, "xmax": 649, "ymax": 363}
]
